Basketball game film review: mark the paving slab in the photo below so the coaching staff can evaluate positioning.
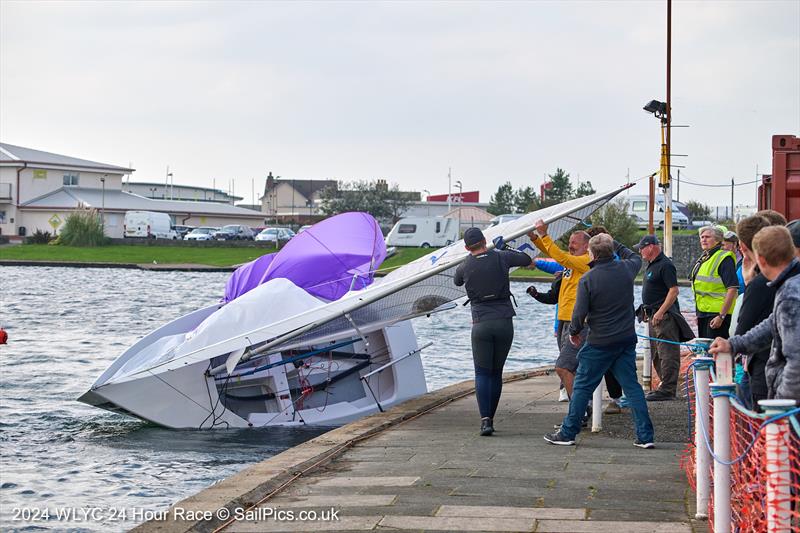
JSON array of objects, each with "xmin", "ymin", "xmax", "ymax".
[{"xmin": 136, "ymin": 367, "xmax": 699, "ymax": 532}]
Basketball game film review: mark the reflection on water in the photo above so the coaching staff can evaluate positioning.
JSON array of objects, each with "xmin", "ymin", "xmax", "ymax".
[{"xmin": 0, "ymin": 266, "xmax": 696, "ymax": 531}]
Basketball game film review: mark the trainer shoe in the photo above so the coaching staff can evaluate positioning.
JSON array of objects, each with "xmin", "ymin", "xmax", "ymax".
[
  {"xmin": 604, "ymin": 401, "xmax": 622, "ymax": 415},
  {"xmin": 558, "ymin": 388, "xmax": 569, "ymax": 402},
  {"xmin": 480, "ymin": 417, "xmax": 494, "ymax": 436},
  {"xmin": 633, "ymin": 440, "xmax": 655, "ymax": 449},
  {"xmin": 544, "ymin": 431, "xmax": 575, "ymax": 446}
]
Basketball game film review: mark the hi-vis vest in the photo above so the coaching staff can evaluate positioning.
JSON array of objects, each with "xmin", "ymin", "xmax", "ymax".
[{"xmin": 693, "ymin": 248, "xmax": 736, "ymax": 314}]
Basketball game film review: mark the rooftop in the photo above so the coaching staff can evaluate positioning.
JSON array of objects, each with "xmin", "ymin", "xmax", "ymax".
[
  {"xmin": 20, "ymin": 187, "xmax": 265, "ymax": 218},
  {"xmin": 0, "ymin": 143, "xmax": 134, "ymax": 173}
]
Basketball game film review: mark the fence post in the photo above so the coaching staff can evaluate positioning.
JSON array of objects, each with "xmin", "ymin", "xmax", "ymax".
[
  {"xmin": 710, "ymin": 383, "xmax": 735, "ymax": 533},
  {"xmin": 642, "ymin": 323, "xmax": 652, "ymax": 391},
  {"xmin": 693, "ymin": 356, "xmax": 714, "ymax": 520},
  {"xmin": 591, "ymin": 383, "xmax": 603, "ymax": 433},
  {"xmin": 758, "ymin": 399, "xmax": 797, "ymax": 533}
]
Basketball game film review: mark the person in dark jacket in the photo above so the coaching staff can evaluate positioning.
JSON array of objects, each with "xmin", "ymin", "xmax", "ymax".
[
  {"xmin": 454, "ymin": 227, "xmax": 532, "ymax": 436},
  {"xmin": 710, "ymin": 226, "xmax": 800, "ymax": 401},
  {"xmin": 733, "ymin": 215, "xmax": 775, "ymax": 409},
  {"xmin": 544, "ymin": 234, "xmax": 654, "ymax": 448},
  {"xmin": 635, "ymin": 234, "xmax": 687, "ymax": 401}
]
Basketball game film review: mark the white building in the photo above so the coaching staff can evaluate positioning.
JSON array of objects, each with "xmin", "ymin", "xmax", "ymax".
[
  {"xmin": 122, "ymin": 181, "xmax": 242, "ymax": 204},
  {"xmin": 0, "ymin": 143, "xmax": 266, "ymax": 239}
]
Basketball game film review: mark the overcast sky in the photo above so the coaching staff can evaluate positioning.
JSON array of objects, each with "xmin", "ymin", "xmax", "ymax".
[{"xmin": 1, "ymin": 1, "xmax": 798, "ymax": 207}]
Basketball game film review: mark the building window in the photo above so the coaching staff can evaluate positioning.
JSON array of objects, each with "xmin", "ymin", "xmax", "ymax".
[
  {"xmin": 398, "ymin": 224, "xmax": 416, "ymax": 234},
  {"xmin": 63, "ymin": 173, "xmax": 79, "ymax": 187}
]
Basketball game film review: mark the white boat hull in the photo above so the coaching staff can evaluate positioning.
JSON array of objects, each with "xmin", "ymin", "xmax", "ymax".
[{"xmin": 79, "ymin": 320, "xmax": 427, "ymax": 429}]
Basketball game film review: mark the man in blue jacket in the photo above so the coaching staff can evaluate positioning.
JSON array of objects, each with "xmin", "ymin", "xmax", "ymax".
[{"xmin": 544, "ymin": 234, "xmax": 655, "ymax": 448}]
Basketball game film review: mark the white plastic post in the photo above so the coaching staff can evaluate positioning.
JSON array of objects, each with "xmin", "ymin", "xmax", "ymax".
[
  {"xmin": 711, "ymin": 383, "xmax": 734, "ymax": 533},
  {"xmin": 694, "ymin": 357, "xmax": 714, "ymax": 520},
  {"xmin": 643, "ymin": 323, "xmax": 652, "ymax": 391},
  {"xmin": 758, "ymin": 399, "xmax": 797, "ymax": 533},
  {"xmin": 713, "ymin": 351, "xmax": 734, "ymax": 385},
  {"xmin": 591, "ymin": 383, "xmax": 603, "ymax": 433}
]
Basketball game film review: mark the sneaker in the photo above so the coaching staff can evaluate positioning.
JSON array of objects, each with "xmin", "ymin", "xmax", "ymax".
[
  {"xmin": 646, "ymin": 390, "xmax": 675, "ymax": 402},
  {"xmin": 480, "ymin": 417, "xmax": 494, "ymax": 436},
  {"xmin": 558, "ymin": 388, "xmax": 569, "ymax": 402},
  {"xmin": 604, "ymin": 401, "xmax": 622, "ymax": 415},
  {"xmin": 633, "ymin": 440, "xmax": 655, "ymax": 449},
  {"xmin": 544, "ymin": 431, "xmax": 575, "ymax": 446}
]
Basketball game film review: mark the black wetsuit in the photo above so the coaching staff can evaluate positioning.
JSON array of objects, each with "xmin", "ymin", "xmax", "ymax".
[{"xmin": 454, "ymin": 249, "xmax": 532, "ymax": 418}]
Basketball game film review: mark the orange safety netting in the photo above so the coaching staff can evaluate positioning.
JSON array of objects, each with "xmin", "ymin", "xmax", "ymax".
[{"xmin": 680, "ymin": 363, "xmax": 800, "ymax": 531}]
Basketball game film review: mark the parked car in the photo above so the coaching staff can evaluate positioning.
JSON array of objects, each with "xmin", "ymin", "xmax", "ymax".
[
  {"xmin": 298, "ymin": 225, "xmax": 313, "ymax": 233},
  {"xmin": 173, "ymin": 225, "xmax": 195, "ymax": 239},
  {"xmin": 123, "ymin": 211, "xmax": 178, "ymax": 240},
  {"xmin": 214, "ymin": 225, "xmax": 255, "ymax": 240},
  {"xmin": 385, "ymin": 216, "xmax": 458, "ymax": 248},
  {"xmin": 184, "ymin": 227, "xmax": 219, "ymax": 241},
  {"xmin": 255, "ymin": 227, "xmax": 295, "ymax": 246}
]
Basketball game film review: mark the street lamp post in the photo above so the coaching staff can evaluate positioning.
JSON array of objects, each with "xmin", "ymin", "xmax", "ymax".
[
  {"xmin": 100, "ymin": 175, "xmax": 106, "ymax": 230},
  {"xmin": 643, "ymin": 99, "xmax": 673, "ymax": 257}
]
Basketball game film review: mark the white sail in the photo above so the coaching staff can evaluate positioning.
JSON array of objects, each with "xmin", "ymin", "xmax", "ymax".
[{"xmin": 105, "ymin": 185, "xmax": 631, "ymax": 384}]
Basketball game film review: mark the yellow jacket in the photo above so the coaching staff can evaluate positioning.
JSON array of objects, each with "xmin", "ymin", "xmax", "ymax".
[{"xmin": 533, "ymin": 235, "xmax": 591, "ymax": 322}]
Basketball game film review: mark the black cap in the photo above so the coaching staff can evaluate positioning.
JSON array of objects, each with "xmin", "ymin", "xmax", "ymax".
[
  {"xmin": 633, "ymin": 234, "xmax": 660, "ymax": 250},
  {"xmin": 464, "ymin": 227, "xmax": 485, "ymax": 247},
  {"xmin": 787, "ymin": 219, "xmax": 800, "ymax": 248}
]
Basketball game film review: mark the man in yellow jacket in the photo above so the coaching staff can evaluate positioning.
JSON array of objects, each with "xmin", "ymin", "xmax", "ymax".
[{"xmin": 528, "ymin": 219, "xmax": 591, "ymax": 397}]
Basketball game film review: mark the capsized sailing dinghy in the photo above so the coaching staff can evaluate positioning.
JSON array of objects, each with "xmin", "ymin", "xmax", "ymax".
[{"xmin": 78, "ymin": 186, "xmax": 631, "ymax": 429}]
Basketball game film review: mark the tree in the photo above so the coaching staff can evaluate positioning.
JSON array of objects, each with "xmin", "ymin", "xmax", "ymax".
[
  {"xmin": 576, "ymin": 180, "xmax": 596, "ymax": 198},
  {"xmin": 514, "ymin": 186, "xmax": 539, "ymax": 213},
  {"xmin": 319, "ymin": 180, "xmax": 412, "ymax": 223},
  {"xmin": 588, "ymin": 198, "xmax": 639, "ymax": 247},
  {"xmin": 488, "ymin": 182, "xmax": 516, "ymax": 215},
  {"xmin": 546, "ymin": 168, "xmax": 573, "ymax": 204},
  {"xmin": 684, "ymin": 200, "xmax": 712, "ymax": 220}
]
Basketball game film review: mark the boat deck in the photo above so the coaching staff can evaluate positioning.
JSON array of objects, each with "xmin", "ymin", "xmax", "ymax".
[{"xmin": 134, "ymin": 368, "xmax": 701, "ymax": 533}]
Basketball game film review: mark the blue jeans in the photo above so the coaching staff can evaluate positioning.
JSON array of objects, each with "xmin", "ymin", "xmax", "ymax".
[{"xmin": 560, "ymin": 342, "xmax": 654, "ymax": 443}]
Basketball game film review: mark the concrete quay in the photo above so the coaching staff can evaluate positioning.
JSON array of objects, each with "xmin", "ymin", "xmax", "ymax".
[{"xmin": 135, "ymin": 367, "xmax": 700, "ymax": 533}]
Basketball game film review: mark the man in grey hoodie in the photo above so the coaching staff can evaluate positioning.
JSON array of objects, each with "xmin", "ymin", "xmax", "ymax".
[
  {"xmin": 544, "ymin": 234, "xmax": 655, "ymax": 447},
  {"xmin": 710, "ymin": 226, "xmax": 800, "ymax": 401}
]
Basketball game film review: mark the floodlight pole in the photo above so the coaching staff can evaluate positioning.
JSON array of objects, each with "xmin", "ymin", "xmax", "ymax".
[{"xmin": 661, "ymin": 0, "xmax": 674, "ymax": 258}]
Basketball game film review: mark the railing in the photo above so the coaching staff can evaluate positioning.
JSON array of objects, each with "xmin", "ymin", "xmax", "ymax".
[{"xmin": 681, "ymin": 343, "xmax": 799, "ymax": 532}]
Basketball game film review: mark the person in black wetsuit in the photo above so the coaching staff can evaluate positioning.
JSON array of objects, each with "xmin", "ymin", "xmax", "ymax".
[{"xmin": 454, "ymin": 227, "xmax": 532, "ymax": 436}]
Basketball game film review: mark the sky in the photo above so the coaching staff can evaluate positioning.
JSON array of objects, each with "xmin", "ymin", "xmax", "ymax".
[{"xmin": 1, "ymin": 1, "xmax": 798, "ymax": 208}]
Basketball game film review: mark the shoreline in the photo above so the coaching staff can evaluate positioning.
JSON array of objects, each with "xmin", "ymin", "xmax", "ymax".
[{"xmin": 0, "ymin": 259, "xmax": 694, "ymax": 285}]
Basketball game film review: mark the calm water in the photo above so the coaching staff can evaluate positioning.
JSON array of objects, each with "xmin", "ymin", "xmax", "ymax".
[{"xmin": 0, "ymin": 266, "xmax": 696, "ymax": 531}]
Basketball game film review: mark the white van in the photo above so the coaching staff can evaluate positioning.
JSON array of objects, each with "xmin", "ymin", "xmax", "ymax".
[
  {"xmin": 626, "ymin": 195, "xmax": 690, "ymax": 229},
  {"xmin": 123, "ymin": 211, "xmax": 178, "ymax": 239},
  {"xmin": 385, "ymin": 217, "xmax": 458, "ymax": 248}
]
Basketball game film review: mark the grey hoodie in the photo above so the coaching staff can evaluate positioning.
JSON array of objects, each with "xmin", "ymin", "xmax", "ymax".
[{"xmin": 728, "ymin": 259, "xmax": 800, "ymax": 401}]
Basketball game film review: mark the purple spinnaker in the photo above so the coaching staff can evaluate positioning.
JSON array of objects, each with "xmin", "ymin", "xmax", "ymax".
[{"xmin": 223, "ymin": 212, "xmax": 386, "ymax": 303}]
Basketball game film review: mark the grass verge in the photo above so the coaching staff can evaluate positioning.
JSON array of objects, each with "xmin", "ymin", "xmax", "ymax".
[{"xmin": 0, "ymin": 244, "xmax": 277, "ymax": 267}]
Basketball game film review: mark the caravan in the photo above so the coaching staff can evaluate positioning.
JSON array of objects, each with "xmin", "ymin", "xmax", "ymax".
[
  {"xmin": 385, "ymin": 217, "xmax": 458, "ymax": 248},
  {"xmin": 626, "ymin": 195, "xmax": 690, "ymax": 229}
]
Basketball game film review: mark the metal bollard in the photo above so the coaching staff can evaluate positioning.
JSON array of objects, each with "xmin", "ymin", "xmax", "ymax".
[
  {"xmin": 591, "ymin": 383, "xmax": 603, "ymax": 433},
  {"xmin": 758, "ymin": 399, "xmax": 797, "ymax": 533},
  {"xmin": 693, "ymin": 357, "xmax": 714, "ymax": 520},
  {"xmin": 710, "ymin": 383, "xmax": 735, "ymax": 533},
  {"xmin": 642, "ymin": 323, "xmax": 652, "ymax": 391}
]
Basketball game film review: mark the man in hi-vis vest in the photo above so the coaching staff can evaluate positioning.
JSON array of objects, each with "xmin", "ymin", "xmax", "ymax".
[{"xmin": 690, "ymin": 226, "xmax": 739, "ymax": 339}]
